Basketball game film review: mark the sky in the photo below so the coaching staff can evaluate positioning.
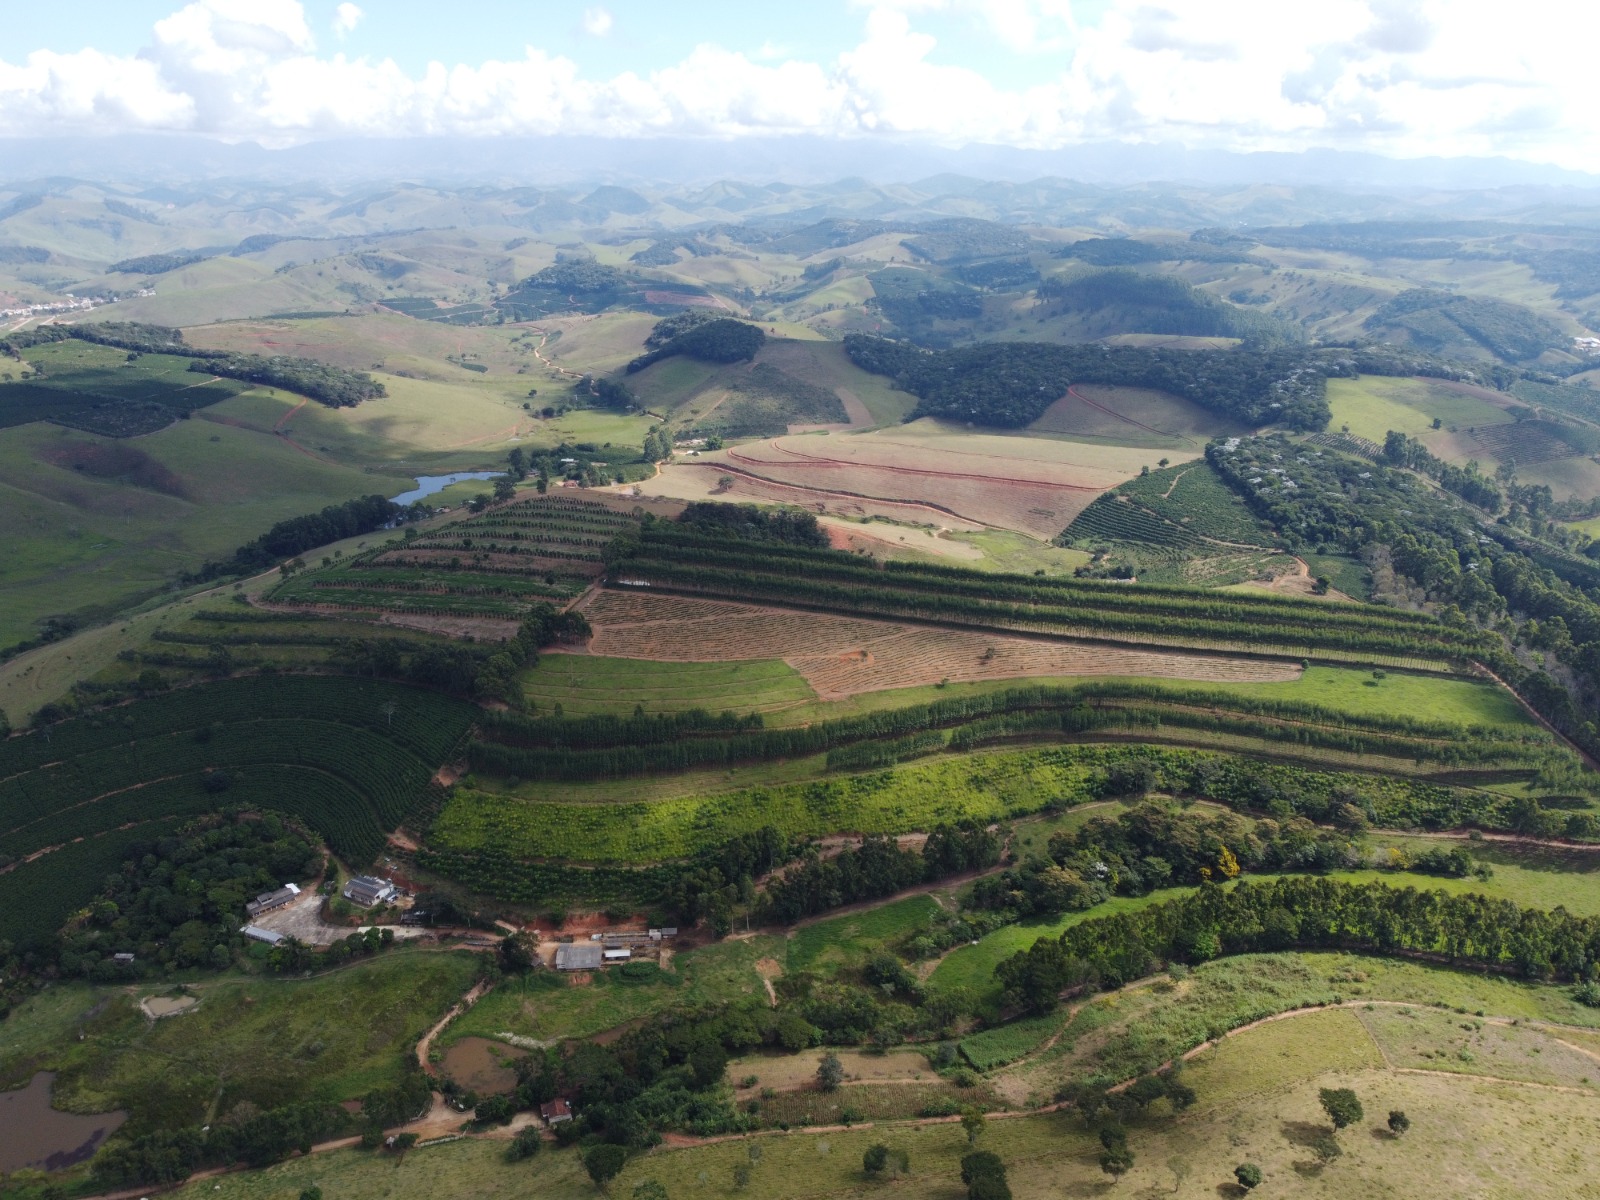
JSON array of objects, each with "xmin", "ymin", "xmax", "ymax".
[{"xmin": 0, "ymin": 1, "xmax": 1596, "ymax": 169}]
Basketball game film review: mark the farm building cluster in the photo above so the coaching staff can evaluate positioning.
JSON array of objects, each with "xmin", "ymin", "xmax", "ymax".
[{"xmin": 553, "ymin": 927, "xmax": 677, "ymax": 971}]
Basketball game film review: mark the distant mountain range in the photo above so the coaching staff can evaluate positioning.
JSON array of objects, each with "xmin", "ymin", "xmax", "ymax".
[{"xmin": 2, "ymin": 134, "xmax": 1597, "ymax": 198}]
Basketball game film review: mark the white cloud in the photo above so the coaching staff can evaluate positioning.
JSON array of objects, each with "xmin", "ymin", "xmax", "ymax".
[
  {"xmin": 333, "ymin": 3, "xmax": 364, "ymax": 37},
  {"xmin": 581, "ymin": 7, "xmax": 613, "ymax": 38},
  {"xmin": 0, "ymin": 0, "xmax": 1595, "ymax": 170}
]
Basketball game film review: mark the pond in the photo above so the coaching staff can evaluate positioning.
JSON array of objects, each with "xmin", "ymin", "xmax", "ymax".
[
  {"xmin": 0, "ymin": 1072, "xmax": 126, "ymax": 1174},
  {"xmin": 440, "ymin": 1036, "xmax": 528, "ymax": 1095},
  {"xmin": 389, "ymin": 472, "xmax": 499, "ymax": 505}
]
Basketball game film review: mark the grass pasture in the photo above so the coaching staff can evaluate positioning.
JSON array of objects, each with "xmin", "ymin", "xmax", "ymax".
[
  {"xmin": 1, "ymin": 951, "xmax": 478, "ymax": 1134},
  {"xmin": 1326, "ymin": 374, "xmax": 1513, "ymax": 449},
  {"xmin": 1027, "ymin": 383, "xmax": 1247, "ymax": 449},
  {"xmin": 448, "ymin": 935, "xmax": 785, "ymax": 1045},
  {"xmin": 160, "ymin": 999, "xmax": 1600, "ymax": 1200},
  {"xmin": 0, "ymin": 413, "xmax": 414, "ymax": 650},
  {"xmin": 786, "ymin": 894, "xmax": 943, "ymax": 975},
  {"xmin": 526, "ymin": 653, "xmax": 816, "ymax": 716}
]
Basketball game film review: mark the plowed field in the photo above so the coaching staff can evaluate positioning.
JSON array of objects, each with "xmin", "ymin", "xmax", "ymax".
[
  {"xmin": 673, "ymin": 423, "xmax": 1182, "ymax": 539},
  {"xmin": 578, "ymin": 591, "xmax": 1299, "ymax": 699}
]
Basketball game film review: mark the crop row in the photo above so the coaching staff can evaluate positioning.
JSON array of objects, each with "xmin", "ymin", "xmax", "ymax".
[
  {"xmin": 609, "ymin": 561, "xmax": 1480, "ymax": 664},
  {"xmin": 1, "ymin": 720, "xmax": 441, "ymax": 860},
  {"xmin": 621, "ymin": 531, "xmax": 1456, "ymax": 638},
  {"xmin": 1, "ymin": 677, "xmax": 474, "ymax": 780},
  {"xmin": 468, "ymin": 693, "xmax": 1557, "ymax": 784},
  {"xmin": 0, "ymin": 819, "xmax": 185, "ymax": 948},
  {"xmin": 1064, "ymin": 497, "xmax": 1199, "ymax": 547}
]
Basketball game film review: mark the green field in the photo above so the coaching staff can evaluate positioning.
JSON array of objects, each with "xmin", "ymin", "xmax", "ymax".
[
  {"xmin": 161, "ymin": 988, "xmax": 1600, "ymax": 1200},
  {"xmin": 1, "ymin": 951, "xmax": 477, "ymax": 1132},
  {"xmin": 434, "ymin": 745, "xmax": 1104, "ymax": 863},
  {"xmin": 786, "ymin": 894, "xmax": 944, "ymax": 974},
  {"xmin": 928, "ymin": 890, "xmax": 1183, "ymax": 1005},
  {"xmin": 526, "ymin": 654, "xmax": 817, "ymax": 716},
  {"xmin": 0, "ymin": 411, "xmax": 413, "ymax": 649},
  {"xmin": 1326, "ymin": 374, "xmax": 1512, "ymax": 444},
  {"xmin": 448, "ymin": 935, "xmax": 785, "ymax": 1045}
]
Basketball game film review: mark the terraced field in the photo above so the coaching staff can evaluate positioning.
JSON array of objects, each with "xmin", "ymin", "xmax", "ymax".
[{"xmin": 268, "ymin": 494, "xmax": 641, "ymax": 618}]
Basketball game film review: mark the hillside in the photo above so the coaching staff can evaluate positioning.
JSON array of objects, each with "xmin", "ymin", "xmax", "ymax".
[{"xmin": 6, "ymin": 179, "xmax": 1600, "ymax": 1200}]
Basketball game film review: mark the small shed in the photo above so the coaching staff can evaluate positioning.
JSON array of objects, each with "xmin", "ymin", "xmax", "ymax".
[
  {"xmin": 555, "ymin": 944, "xmax": 603, "ymax": 971},
  {"xmin": 602, "ymin": 948, "xmax": 631, "ymax": 962},
  {"xmin": 241, "ymin": 925, "xmax": 285, "ymax": 945},
  {"xmin": 540, "ymin": 1098, "xmax": 573, "ymax": 1125},
  {"xmin": 112, "ymin": 952, "xmax": 136, "ymax": 964}
]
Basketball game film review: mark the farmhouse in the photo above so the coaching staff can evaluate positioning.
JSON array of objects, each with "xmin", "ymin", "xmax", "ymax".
[
  {"xmin": 343, "ymin": 876, "xmax": 398, "ymax": 907},
  {"xmin": 540, "ymin": 1098, "xmax": 573, "ymax": 1125},
  {"xmin": 554, "ymin": 943, "xmax": 603, "ymax": 971},
  {"xmin": 241, "ymin": 925, "xmax": 285, "ymax": 945},
  {"xmin": 245, "ymin": 883, "xmax": 301, "ymax": 918}
]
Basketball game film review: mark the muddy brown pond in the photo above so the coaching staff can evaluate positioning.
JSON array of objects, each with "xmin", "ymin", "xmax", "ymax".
[{"xmin": 0, "ymin": 1072, "xmax": 126, "ymax": 1173}]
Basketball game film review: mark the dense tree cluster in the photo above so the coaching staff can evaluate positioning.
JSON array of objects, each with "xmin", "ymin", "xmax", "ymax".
[
  {"xmin": 93, "ymin": 1101, "xmax": 353, "ymax": 1186},
  {"xmin": 970, "ymin": 803, "xmax": 1361, "ymax": 917},
  {"xmin": 187, "ymin": 494, "xmax": 402, "ymax": 581},
  {"xmin": 626, "ymin": 318, "xmax": 765, "ymax": 373},
  {"xmin": 644, "ymin": 309, "xmax": 722, "ymax": 347},
  {"xmin": 1056, "ymin": 237, "xmax": 1256, "ymax": 266},
  {"xmin": 762, "ymin": 824, "xmax": 999, "ymax": 924},
  {"xmin": 1037, "ymin": 270, "xmax": 1298, "ymax": 344},
  {"xmin": 1211, "ymin": 433, "xmax": 1600, "ymax": 759},
  {"xmin": 843, "ymin": 335, "xmax": 1332, "ymax": 430},
  {"xmin": 108, "ymin": 252, "xmax": 210, "ymax": 275},
  {"xmin": 1365, "ymin": 289, "xmax": 1565, "ymax": 363},
  {"xmin": 58, "ymin": 813, "xmax": 319, "ymax": 979},
  {"xmin": 1, "ymin": 321, "xmax": 200, "ymax": 357},
  {"xmin": 674, "ymin": 503, "xmax": 829, "ymax": 547},
  {"xmin": 997, "ymin": 875, "xmax": 1600, "ymax": 1013},
  {"xmin": 194, "ymin": 355, "xmax": 387, "ymax": 408}
]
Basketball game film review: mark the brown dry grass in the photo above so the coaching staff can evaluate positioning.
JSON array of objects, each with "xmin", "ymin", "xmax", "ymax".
[{"xmin": 578, "ymin": 590, "xmax": 1300, "ymax": 698}]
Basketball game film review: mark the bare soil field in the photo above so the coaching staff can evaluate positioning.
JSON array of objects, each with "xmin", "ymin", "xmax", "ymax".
[
  {"xmin": 679, "ymin": 423, "xmax": 1177, "ymax": 539},
  {"xmin": 815, "ymin": 515, "xmax": 985, "ymax": 561},
  {"xmin": 639, "ymin": 462, "xmax": 990, "ymax": 532},
  {"xmin": 578, "ymin": 590, "xmax": 1300, "ymax": 698}
]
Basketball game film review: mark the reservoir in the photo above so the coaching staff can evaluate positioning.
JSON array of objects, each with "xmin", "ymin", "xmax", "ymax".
[
  {"xmin": 0, "ymin": 1072, "xmax": 127, "ymax": 1173},
  {"xmin": 390, "ymin": 472, "xmax": 499, "ymax": 505}
]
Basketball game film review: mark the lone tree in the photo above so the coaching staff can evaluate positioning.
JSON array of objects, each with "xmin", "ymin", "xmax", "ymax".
[
  {"xmin": 584, "ymin": 1144, "xmax": 627, "ymax": 1193},
  {"xmin": 863, "ymin": 1144, "xmax": 889, "ymax": 1177},
  {"xmin": 816, "ymin": 1052, "xmax": 844, "ymax": 1092},
  {"xmin": 960, "ymin": 1151, "xmax": 1011, "ymax": 1200},
  {"xmin": 1234, "ymin": 1163, "xmax": 1262, "ymax": 1190},
  {"xmin": 1387, "ymin": 1109, "xmax": 1411, "ymax": 1136},
  {"xmin": 1098, "ymin": 1127, "xmax": 1134, "ymax": 1181},
  {"xmin": 1319, "ymin": 1087, "xmax": 1364, "ymax": 1133},
  {"xmin": 506, "ymin": 1126, "xmax": 542, "ymax": 1162},
  {"xmin": 961, "ymin": 1106, "xmax": 987, "ymax": 1145}
]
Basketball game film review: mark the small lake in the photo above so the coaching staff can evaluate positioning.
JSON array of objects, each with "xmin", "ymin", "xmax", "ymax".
[
  {"xmin": 0, "ymin": 1072, "xmax": 126, "ymax": 1174},
  {"xmin": 390, "ymin": 472, "xmax": 499, "ymax": 505},
  {"xmin": 440, "ymin": 1036, "xmax": 528, "ymax": 1095}
]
